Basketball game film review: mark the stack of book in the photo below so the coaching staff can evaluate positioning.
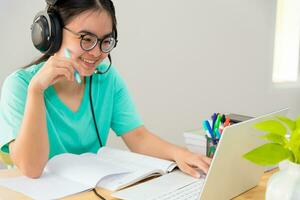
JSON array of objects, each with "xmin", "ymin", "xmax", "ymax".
[{"xmin": 183, "ymin": 129, "xmax": 207, "ymax": 156}]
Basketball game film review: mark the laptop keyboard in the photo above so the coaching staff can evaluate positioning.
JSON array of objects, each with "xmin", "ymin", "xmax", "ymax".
[{"xmin": 151, "ymin": 179, "xmax": 204, "ymax": 200}]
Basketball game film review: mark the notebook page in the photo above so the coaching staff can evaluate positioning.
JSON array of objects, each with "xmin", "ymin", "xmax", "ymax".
[
  {"xmin": 97, "ymin": 147, "xmax": 176, "ymax": 173},
  {"xmin": 95, "ymin": 147, "xmax": 178, "ymax": 190},
  {"xmin": 46, "ymin": 152, "xmax": 131, "ymax": 187},
  {"xmin": 0, "ymin": 171, "xmax": 91, "ymax": 199},
  {"xmin": 98, "ymin": 168, "xmax": 160, "ymax": 191}
]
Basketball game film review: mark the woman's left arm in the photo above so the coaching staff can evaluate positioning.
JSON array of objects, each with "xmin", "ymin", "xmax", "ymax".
[{"xmin": 122, "ymin": 126, "xmax": 211, "ymax": 178}]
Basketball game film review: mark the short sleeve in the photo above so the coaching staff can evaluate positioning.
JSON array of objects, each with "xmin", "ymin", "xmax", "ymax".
[
  {"xmin": 111, "ymin": 71, "xmax": 143, "ymax": 136},
  {"xmin": 0, "ymin": 73, "xmax": 28, "ymax": 153}
]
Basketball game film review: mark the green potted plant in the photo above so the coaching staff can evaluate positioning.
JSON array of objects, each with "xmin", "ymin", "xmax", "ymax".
[{"xmin": 243, "ymin": 116, "xmax": 300, "ymax": 200}]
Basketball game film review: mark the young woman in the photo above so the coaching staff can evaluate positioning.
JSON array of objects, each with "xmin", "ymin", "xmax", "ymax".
[{"xmin": 0, "ymin": 0, "xmax": 211, "ymax": 179}]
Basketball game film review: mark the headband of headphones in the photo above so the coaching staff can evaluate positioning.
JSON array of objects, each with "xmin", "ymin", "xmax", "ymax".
[{"xmin": 46, "ymin": 0, "xmax": 59, "ymax": 6}]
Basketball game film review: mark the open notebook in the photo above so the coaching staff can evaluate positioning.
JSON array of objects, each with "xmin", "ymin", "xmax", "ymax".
[{"xmin": 0, "ymin": 147, "xmax": 177, "ymax": 199}]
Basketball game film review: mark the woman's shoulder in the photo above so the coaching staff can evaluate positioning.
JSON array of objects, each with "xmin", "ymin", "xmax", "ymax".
[{"xmin": 2, "ymin": 62, "xmax": 44, "ymax": 90}]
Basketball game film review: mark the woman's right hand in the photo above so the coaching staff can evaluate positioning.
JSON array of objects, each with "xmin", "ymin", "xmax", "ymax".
[{"xmin": 29, "ymin": 54, "xmax": 84, "ymax": 93}]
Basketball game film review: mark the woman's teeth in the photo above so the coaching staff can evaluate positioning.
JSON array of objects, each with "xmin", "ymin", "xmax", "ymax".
[{"xmin": 81, "ymin": 58, "xmax": 96, "ymax": 64}]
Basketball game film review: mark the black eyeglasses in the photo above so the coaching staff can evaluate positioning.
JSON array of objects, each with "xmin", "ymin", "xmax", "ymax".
[{"xmin": 64, "ymin": 27, "xmax": 117, "ymax": 53}]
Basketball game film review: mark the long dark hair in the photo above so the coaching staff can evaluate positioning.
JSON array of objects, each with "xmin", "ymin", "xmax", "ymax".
[{"xmin": 24, "ymin": 0, "xmax": 117, "ymax": 68}]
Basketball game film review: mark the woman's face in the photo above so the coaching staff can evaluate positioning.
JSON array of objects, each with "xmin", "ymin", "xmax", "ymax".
[{"xmin": 59, "ymin": 10, "xmax": 113, "ymax": 76}]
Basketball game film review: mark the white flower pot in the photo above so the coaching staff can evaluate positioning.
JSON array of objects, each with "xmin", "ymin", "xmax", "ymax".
[{"xmin": 266, "ymin": 160, "xmax": 300, "ymax": 200}]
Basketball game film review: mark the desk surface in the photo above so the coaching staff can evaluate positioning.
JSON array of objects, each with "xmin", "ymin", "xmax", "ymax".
[{"xmin": 0, "ymin": 169, "xmax": 276, "ymax": 200}]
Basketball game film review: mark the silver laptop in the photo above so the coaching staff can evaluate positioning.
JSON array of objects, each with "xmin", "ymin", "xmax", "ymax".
[{"xmin": 113, "ymin": 108, "xmax": 288, "ymax": 200}]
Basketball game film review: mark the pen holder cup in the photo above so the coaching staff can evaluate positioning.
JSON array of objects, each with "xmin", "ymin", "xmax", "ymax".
[{"xmin": 206, "ymin": 135, "xmax": 219, "ymax": 158}]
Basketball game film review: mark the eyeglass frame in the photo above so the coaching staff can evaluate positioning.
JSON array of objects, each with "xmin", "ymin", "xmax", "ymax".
[{"xmin": 63, "ymin": 26, "xmax": 118, "ymax": 53}]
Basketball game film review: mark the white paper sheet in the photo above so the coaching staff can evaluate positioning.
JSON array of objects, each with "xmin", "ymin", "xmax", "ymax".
[
  {"xmin": 0, "ymin": 172, "xmax": 91, "ymax": 199},
  {"xmin": 46, "ymin": 153, "xmax": 130, "ymax": 187}
]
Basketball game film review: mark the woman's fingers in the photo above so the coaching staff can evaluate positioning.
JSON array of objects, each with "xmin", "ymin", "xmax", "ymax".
[
  {"xmin": 188, "ymin": 155, "xmax": 210, "ymax": 173},
  {"xmin": 201, "ymin": 156, "xmax": 212, "ymax": 165},
  {"xmin": 174, "ymin": 150, "xmax": 212, "ymax": 178},
  {"xmin": 53, "ymin": 67, "xmax": 74, "ymax": 82},
  {"xmin": 179, "ymin": 162, "xmax": 201, "ymax": 179},
  {"xmin": 59, "ymin": 57, "xmax": 86, "ymax": 76},
  {"xmin": 55, "ymin": 58, "xmax": 89, "ymax": 82},
  {"xmin": 30, "ymin": 56, "xmax": 82, "ymax": 92},
  {"xmin": 57, "ymin": 59, "xmax": 79, "ymax": 75}
]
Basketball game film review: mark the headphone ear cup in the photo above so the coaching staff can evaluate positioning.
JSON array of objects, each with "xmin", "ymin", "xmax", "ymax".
[
  {"xmin": 46, "ymin": 12, "xmax": 62, "ymax": 55},
  {"xmin": 31, "ymin": 11, "xmax": 51, "ymax": 53},
  {"xmin": 31, "ymin": 10, "xmax": 62, "ymax": 55}
]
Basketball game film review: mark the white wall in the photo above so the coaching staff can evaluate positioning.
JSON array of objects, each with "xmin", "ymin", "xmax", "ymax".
[{"xmin": 1, "ymin": 0, "xmax": 300, "ymax": 150}]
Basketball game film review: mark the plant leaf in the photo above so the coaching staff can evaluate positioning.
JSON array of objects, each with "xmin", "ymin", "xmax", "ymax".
[
  {"xmin": 276, "ymin": 116, "xmax": 296, "ymax": 131},
  {"xmin": 296, "ymin": 115, "xmax": 300, "ymax": 129},
  {"xmin": 260, "ymin": 133, "xmax": 287, "ymax": 145},
  {"xmin": 243, "ymin": 143, "xmax": 291, "ymax": 166},
  {"xmin": 288, "ymin": 130, "xmax": 300, "ymax": 163},
  {"xmin": 253, "ymin": 120, "xmax": 286, "ymax": 136}
]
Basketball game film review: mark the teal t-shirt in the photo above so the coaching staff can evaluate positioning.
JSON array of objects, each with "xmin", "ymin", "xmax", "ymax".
[{"xmin": 0, "ymin": 62, "xmax": 143, "ymax": 158}]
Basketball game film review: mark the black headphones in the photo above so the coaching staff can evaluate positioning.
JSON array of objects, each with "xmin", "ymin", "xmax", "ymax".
[{"xmin": 31, "ymin": 0, "xmax": 62, "ymax": 55}]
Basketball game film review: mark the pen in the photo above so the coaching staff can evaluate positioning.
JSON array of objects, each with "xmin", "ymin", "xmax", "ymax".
[
  {"xmin": 211, "ymin": 113, "xmax": 217, "ymax": 130},
  {"xmin": 224, "ymin": 117, "xmax": 230, "ymax": 128},
  {"xmin": 202, "ymin": 121, "xmax": 211, "ymax": 138},
  {"xmin": 64, "ymin": 48, "xmax": 81, "ymax": 84},
  {"xmin": 215, "ymin": 129, "xmax": 221, "ymax": 139},
  {"xmin": 214, "ymin": 114, "xmax": 222, "ymax": 131},
  {"xmin": 203, "ymin": 120, "xmax": 216, "ymax": 143},
  {"xmin": 202, "ymin": 121, "xmax": 207, "ymax": 131},
  {"xmin": 221, "ymin": 114, "xmax": 226, "ymax": 124}
]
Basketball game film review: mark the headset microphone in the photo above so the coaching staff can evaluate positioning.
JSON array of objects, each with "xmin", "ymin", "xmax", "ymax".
[
  {"xmin": 94, "ymin": 69, "xmax": 102, "ymax": 74},
  {"xmin": 94, "ymin": 67, "xmax": 111, "ymax": 75},
  {"xmin": 93, "ymin": 55, "xmax": 112, "ymax": 75}
]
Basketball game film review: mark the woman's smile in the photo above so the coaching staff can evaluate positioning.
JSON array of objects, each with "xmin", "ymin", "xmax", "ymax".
[{"xmin": 79, "ymin": 56, "xmax": 100, "ymax": 70}]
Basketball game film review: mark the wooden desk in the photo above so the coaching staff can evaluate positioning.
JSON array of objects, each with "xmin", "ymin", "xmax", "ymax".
[
  {"xmin": 233, "ymin": 169, "xmax": 276, "ymax": 200},
  {"xmin": 0, "ymin": 169, "xmax": 276, "ymax": 200}
]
